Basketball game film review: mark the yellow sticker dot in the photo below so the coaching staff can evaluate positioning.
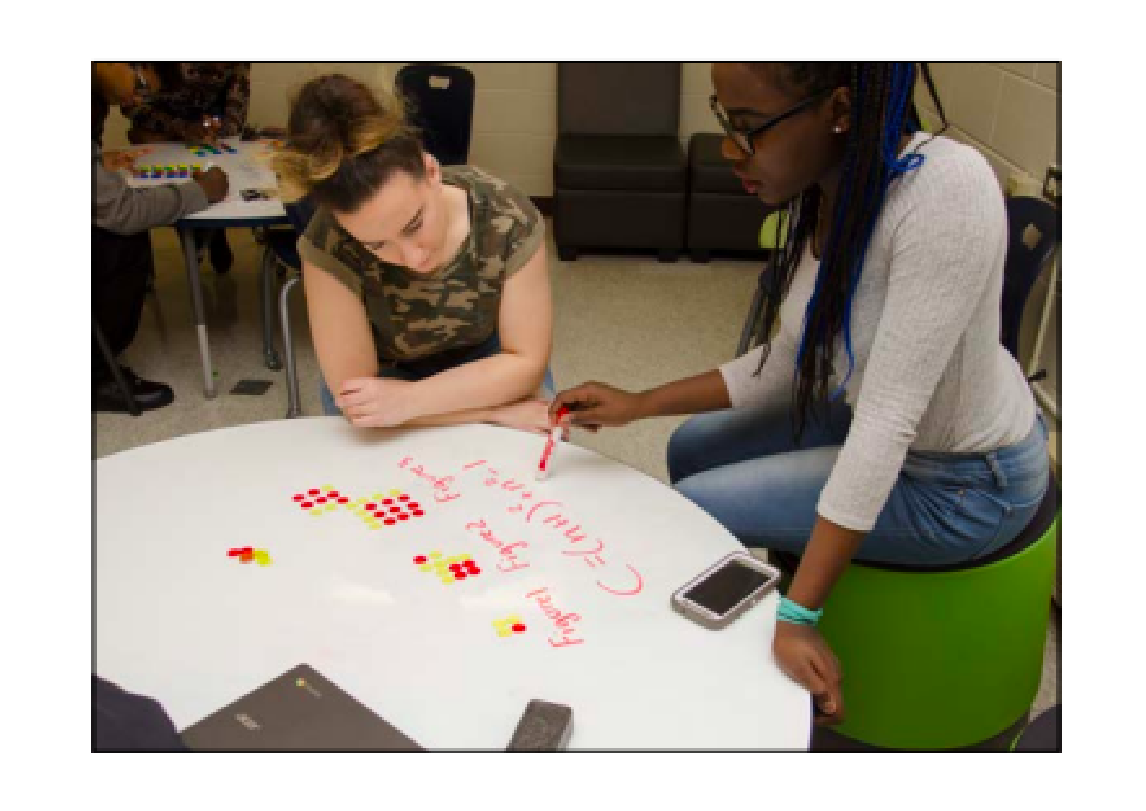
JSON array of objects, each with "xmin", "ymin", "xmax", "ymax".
[
  {"xmin": 321, "ymin": 484, "xmax": 333, "ymax": 490},
  {"xmin": 310, "ymin": 509, "xmax": 323, "ymax": 516},
  {"xmin": 419, "ymin": 565, "xmax": 433, "ymax": 573},
  {"xmin": 430, "ymin": 551, "xmax": 442, "ymax": 559},
  {"xmin": 373, "ymin": 493, "xmax": 385, "ymax": 501},
  {"xmin": 389, "ymin": 489, "xmax": 401, "ymax": 496},
  {"xmin": 370, "ymin": 523, "xmax": 382, "ymax": 530},
  {"xmin": 325, "ymin": 503, "xmax": 337, "ymax": 511},
  {"xmin": 439, "ymin": 578, "xmax": 454, "ymax": 585}
]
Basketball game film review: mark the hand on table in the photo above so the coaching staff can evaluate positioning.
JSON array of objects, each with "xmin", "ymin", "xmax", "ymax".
[
  {"xmin": 184, "ymin": 116, "xmax": 222, "ymax": 145},
  {"xmin": 335, "ymin": 378, "xmax": 420, "ymax": 429},
  {"xmin": 550, "ymin": 382, "xmax": 646, "ymax": 431},
  {"xmin": 772, "ymin": 621, "xmax": 844, "ymax": 726},
  {"xmin": 102, "ymin": 150, "xmax": 139, "ymax": 171},
  {"xmin": 490, "ymin": 399, "xmax": 570, "ymax": 437},
  {"xmin": 192, "ymin": 166, "xmax": 229, "ymax": 204}
]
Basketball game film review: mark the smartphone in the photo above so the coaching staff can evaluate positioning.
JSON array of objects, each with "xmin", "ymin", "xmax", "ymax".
[{"xmin": 671, "ymin": 552, "xmax": 781, "ymax": 630}]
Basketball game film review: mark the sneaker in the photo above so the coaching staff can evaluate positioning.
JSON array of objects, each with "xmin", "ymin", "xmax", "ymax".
[{"xmin": 93, "ymin": 367, "xmax": 175, "ymax": 413}]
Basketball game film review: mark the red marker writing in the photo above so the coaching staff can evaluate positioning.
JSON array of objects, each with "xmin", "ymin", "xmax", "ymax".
[{"xmin": 536, "ymin": 406, "xmax": 569, "ymax": 481}]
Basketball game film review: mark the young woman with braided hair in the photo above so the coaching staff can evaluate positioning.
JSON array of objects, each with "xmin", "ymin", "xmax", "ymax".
[
  {"xmin": 275, "ymin": 74, "xmax": 554, "ymax": 433},
  {"xmin": 551, "ymin": 63, "xmax": 1049, "ymax": 724}
]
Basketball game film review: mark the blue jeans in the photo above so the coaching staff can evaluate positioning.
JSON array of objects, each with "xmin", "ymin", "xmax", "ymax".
[
  {"xmin": 668, "ymin": 401, "xmax": 1050, "ymax": 567},
  {"xmin": 320, "ymin": 332, "xmax": 555, "ymax": 416}
]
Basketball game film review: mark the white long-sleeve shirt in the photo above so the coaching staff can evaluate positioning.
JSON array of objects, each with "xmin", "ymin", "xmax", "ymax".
[{"xmin": 720, "ymin": 132, "xmax": 1036, "ymax": 533}]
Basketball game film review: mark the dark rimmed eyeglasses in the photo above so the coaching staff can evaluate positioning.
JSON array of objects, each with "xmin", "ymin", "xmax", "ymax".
[{"xmin": 710, "ymin": 88, "xmax": 833, "ymax": 156}]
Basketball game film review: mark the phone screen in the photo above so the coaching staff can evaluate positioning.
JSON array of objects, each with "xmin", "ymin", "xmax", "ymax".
[{"xmin": 683, "ymin": 559, "xmax": 771, "ymax": 616}]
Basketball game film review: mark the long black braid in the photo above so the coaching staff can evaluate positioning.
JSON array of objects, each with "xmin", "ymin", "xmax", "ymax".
[{"xmin": 744, "ymin": 62, "xmax": 944, "ymax": 442}]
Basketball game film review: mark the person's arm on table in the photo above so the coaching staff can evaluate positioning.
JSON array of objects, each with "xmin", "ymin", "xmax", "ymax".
[
  {"xmin": 92, "ymin": 143, "xmax": 227, "ymax": 234},
  {"xmin": 336, "ymin": 245, "xmax": 554, "ymax": 431}
]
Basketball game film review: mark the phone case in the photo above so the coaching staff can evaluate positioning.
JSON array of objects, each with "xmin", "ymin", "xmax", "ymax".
[{"xmin": 670, "ymin": 552, "xmax": 781, "ymax": 630}]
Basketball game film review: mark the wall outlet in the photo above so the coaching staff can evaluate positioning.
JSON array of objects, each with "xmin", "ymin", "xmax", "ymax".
[{"xmin": 1043, "ymin": 165, "xmax": 1061, "ymax": 204}]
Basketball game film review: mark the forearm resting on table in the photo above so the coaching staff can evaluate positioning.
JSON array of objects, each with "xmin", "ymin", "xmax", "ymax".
[
  {"xmin": 637, "ymin": 369, "xmax": 732, "ymax": 418},
  {"xmin": 786, "ymin": 516, "xmax": 866, "ymax": 610},
  {"xmin": 402, "ymin": 351, "xmax": 546, "ymax": 424}
]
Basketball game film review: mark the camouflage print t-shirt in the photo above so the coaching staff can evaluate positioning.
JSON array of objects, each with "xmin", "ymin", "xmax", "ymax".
[{"xmin": 298, "ymin": 166, "xmax": 543, "ymax": 363}]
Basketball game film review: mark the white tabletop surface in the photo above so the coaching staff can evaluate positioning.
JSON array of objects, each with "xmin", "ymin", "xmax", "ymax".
[
  {"xmin": 120, "ymin": 137, "xmax": 285, "ymax": 221},
  {"xmin": 95, "ymin": 418, "xmax": 810, "ymax": 750}
]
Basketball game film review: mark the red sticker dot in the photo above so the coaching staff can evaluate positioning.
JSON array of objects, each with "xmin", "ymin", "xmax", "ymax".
[
  {"xmin": 384, "ymin": 519, "xmax": 396, "ymax": 525},
  {"xmin": 382, "ymin": 499, "xmax": 393, "ymax": 505},
  {"xmin": 398, "ymin": 514, "xmax": 409, "ymax": 521},
  {"xmin": 316, "ymin": 497, "xmax": 327, "ymax": 504},
  {"xmin": 338, "ymin": 497, "xmax": 349, "ymax": 504},
  {"xmin": 390, "ymin": 506, "xmax": 401, "ymax": 513},
  {"xmin": 412, "ymin": 510, "xmax": 425, "ymax": 517},
  {"xmin": 301, "ymin": 502, "xmax": 313, "ymax": 509},
  {"xmin": 512, "ymin": 624, "xmax": 526, "ymax": 633},
  {"xmin": 448, "ymin": 564, "xmax": 462, "ymax": 571},
  {"xmin": 408, "ymin": 502, "xmax": 421, "ymax": 510},
  {"xmin": 399, "ymin": 495, "xmax": 410, "ymax": 502},
  {"xmin": 414, "ymin": 555, "xmax": 427, "ymax": 564},
  {"xmin": 293, "ymin": 494, "xmax": 304, "ymax": 501},
  {"xmin": 374, "ymin": 512, "xmax": 387, "ymax": 519},
  {"xmin": 454, "ymin": 571, "xmax": 467, "ymax": 580},
  {"xmin": 365, "ymin": 503, "xmax": 376, "ymax": 510},
  {"xmin": 308, "ymin": 489, "xmax": 319, "ymax": 495},
  {"xmin": 328, "ymin": 490, "xmax": 340, "ymax": 497},
  {"xmin": 470, "ymin": 567, "xmax": 482, "ymax": 575}
]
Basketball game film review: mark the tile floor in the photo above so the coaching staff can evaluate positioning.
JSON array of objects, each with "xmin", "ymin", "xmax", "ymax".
[{"xmin": 94, "ymin": 223, "xmax": 1059, "ymax": 726}]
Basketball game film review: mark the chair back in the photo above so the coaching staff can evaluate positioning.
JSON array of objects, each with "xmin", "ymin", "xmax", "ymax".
[
  {"xmin": 1001, "ymin": 195, "xmax": 1060, "ymax": 360},
  {"xmin": 557, "ymin": 63, "xmax": 680, "ymax": 136},
  {"xmin": 395, "ymin": 64, "xmax": 475, "ymax": 166}
]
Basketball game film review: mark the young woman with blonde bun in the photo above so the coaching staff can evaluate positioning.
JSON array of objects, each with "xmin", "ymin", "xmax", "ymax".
[{"xmin": 275, "ymin": 74, "xmax": 554, "ymax": 433}]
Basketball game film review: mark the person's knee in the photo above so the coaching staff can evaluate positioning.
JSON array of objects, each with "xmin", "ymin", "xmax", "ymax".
[{"xmin": 667, "ymin": 416, "xmax": 712, "ymax": 484}]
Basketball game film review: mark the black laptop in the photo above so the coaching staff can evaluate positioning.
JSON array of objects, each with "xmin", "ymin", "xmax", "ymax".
[{"xmin": 180, "ymin": 664, "xmax": 423, "ymax": 751}]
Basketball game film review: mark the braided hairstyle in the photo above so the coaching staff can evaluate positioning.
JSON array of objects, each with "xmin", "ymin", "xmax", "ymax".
[{"xmin": 744, "ymin": 62, "xmax": 933, "ymax": 442}]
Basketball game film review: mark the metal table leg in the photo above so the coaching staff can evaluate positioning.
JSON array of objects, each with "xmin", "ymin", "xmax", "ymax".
[
  {"xmin": 260, "ymin": 246, "xmax": 283, "ymax": 370},
  {"xmin": 180, "ymin": 225, "xmax": 216, "ymax": 398}
]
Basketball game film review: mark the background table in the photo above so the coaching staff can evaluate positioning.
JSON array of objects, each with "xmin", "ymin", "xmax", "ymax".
[
  {"xmin": 95, "ymin": 420, "xmax": 810, "ymax": 749},
  {"xmin": 124, "ymin": 138, "xmax": 289, "ymax": 398}
]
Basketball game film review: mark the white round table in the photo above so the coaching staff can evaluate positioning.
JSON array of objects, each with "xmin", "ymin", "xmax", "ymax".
[{"xmin": 95, "ymin": 418, "xmax": 810, "ymax": 749}]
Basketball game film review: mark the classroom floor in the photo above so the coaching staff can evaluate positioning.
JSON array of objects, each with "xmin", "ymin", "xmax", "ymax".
[{"xmin": 93, "ymin": 223, "xmax": 1060, "ymax": 731}]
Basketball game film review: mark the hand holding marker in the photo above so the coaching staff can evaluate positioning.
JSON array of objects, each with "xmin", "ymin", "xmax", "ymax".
[{"xmin": 536, "ymin": 406, "xmax": 569, "ymax": 481}]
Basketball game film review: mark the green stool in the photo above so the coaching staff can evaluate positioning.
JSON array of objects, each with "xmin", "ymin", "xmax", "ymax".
[{"xmin": 775, "ymin": 474, "xmax": 1060, "ymax": 750}]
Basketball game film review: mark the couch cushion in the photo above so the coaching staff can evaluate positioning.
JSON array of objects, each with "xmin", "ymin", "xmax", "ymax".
[
  {"xmin": 689, "ymin": 132, "xmax": 748, "ymax": 194},
  {"xmin": 555, "ymin": 134, "xmax": 686, "ymax": 192}
]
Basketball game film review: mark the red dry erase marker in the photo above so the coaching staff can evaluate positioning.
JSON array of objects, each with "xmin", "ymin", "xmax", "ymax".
[{"xmin": 536, "ymin": 406, "xmax": 569, "ymax": 481}]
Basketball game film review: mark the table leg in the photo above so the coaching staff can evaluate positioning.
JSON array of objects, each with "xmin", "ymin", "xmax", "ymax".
[
  {"xmin": 180, "ymin": 226, "xmax": 216, "ymax": 399},
  {"xmin": 260, "ymin": 246, "xmax": 283, "ymax": 370}
]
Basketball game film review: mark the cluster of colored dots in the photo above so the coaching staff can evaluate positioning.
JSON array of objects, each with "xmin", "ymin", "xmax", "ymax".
[
  {"xmin": 188, "ymin": 143, "xmax": 237, "ymax": 156},
  {"xmin": 228, "ymin": 546, "xmax": 271, "ymax": 566},
  {"xmin": 414, "ymin": 551, "xmax": 480, "ymax": 585},
  {"xmin": 133, "ymin": 164, "xmax": 202, "ymax": 179},
  {"xmin": 290, "ymin": 486, "xmax": 426, "ymax": 530},
  {"xmin": 492, "ymin": 615, "xmax": 528, "ymax": 638}
]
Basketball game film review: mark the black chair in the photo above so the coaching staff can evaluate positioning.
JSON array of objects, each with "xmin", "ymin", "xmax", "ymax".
[
  {"xmin": 553, "ymin": 63, "xmax": 687, "ymax": 262},
  {"xmin": 395, "ymin": 64, "xmax": 475, "ymax": 166},
  {"xmin": 93, "ymin": 319, "xmax": 141, "ymax": 417},
  {"xmin": 1000, "ymin": 195, "xmax": 1060, "ymax": 373}
]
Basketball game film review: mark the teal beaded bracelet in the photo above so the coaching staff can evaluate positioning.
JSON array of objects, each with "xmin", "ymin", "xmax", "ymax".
[{"xmin": 777, "ymin": 596, "xmax": 823, "ymax": 626}]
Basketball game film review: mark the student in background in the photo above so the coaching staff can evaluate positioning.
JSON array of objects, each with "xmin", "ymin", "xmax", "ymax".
[
  {"xmin": 93, "ymin": 62, "xmax": 228, "ymax": 412},
  {"xmin": 123, "ymin": 62, "xmax": 251, "ymax": 274},
  {"xmin": 552, "ymin": 62, "xmax": 1049, "ymax": 725},
  {"xmin": 273, "ymin": 74, "xmax": 554, "ymax": 433}
]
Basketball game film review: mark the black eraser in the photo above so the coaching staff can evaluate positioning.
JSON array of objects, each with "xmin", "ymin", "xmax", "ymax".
[{"xmin": 506, "ymin": 699, "xmax": 573, "ymax": 751}]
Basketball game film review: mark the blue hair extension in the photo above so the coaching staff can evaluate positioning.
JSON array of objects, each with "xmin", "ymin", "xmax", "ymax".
[{"xmin": 829, "ymin": 62, "xmax": 927, "ymax": 401}]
